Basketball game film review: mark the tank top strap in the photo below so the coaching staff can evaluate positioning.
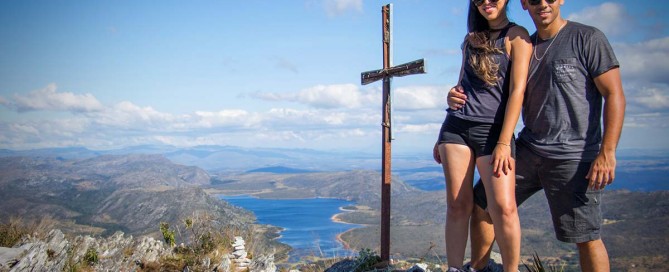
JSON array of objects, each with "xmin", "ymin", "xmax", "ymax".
[
  {"xmin": 493, "ymin": 22, "xmax": 516, "ymax": 49},
  {"xmin": 497, "ymin": 22, "xmax": 516, "ymax": 39}
]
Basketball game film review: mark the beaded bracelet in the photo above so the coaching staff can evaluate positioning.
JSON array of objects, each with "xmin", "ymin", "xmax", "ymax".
[{"xmin": 496, "ymin": 142, "xmax": 510, "ymax": 147}]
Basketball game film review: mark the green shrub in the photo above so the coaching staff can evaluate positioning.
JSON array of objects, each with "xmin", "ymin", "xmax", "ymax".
[
  {"xmin": 159, "ymin": 222, "xmax": 176, "ymax": 247},
  {"xmin": 83, "ymin": 247, "xmax": 99, "ymax": 265},
  {"xmin": 354, "ymin": 248, "xmax": 382, "ymax": 272}
]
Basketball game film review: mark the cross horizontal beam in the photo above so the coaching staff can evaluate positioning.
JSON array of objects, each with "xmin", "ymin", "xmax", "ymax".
[{"xmin": 361, "ymin": 58, "xmax": 426, "ymax": 85}]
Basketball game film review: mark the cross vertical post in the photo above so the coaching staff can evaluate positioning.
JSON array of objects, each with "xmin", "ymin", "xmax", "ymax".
[{"xmin": 360, "ymin": 3, "xmax": 426, "ymax": 262}]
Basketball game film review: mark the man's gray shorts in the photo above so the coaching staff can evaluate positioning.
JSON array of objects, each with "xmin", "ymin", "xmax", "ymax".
[{"xmin": 473, "ymin": 142, "xmax": 603, "ymax": 243}]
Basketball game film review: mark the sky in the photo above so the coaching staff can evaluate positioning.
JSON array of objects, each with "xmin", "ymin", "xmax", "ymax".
[{"xmin": 1, "ymin": 0, "xmax": 668, "ymax": 155}]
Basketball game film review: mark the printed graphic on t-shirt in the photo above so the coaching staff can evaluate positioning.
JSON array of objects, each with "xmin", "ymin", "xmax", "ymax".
[{"xmin": 552, "ymin": 58, "xmax": 579, "ymax": 83}]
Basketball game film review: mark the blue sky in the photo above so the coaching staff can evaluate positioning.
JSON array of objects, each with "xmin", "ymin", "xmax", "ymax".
[{"xmin": 1, "ymin": 0, "xmax": 668, "ymax": 154}]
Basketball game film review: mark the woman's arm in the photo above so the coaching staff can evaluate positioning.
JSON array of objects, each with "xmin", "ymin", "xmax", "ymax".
[{"xmin": 492, "ymin": 26, "xmax": 532, "ymax": 175}]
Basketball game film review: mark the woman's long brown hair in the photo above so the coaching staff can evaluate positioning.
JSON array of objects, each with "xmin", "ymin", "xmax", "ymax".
[{"xmin": 465, "ymin": 1, "xmax": 506, "ymax": 86}]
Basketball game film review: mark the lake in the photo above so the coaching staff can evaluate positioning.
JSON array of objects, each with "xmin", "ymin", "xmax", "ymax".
[{"xmin": 219, "ymin": 195, "xmax": 360, "ymax": 262}]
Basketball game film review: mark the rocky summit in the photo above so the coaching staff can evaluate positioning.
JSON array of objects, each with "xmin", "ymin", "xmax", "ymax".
[{"xmin": 0, "ymin": 230, "xmax": 279, "ymax": 272}]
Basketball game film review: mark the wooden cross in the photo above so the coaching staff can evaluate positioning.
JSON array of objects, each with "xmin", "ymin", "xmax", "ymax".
[{"xmin": 360, "ymin": 3, "xmax": 425, "ymax": 262}]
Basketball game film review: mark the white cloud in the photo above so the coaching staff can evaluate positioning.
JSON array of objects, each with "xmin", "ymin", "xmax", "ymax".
[
  {"xmin": 9, "ymin": 123, "xmax": 39, "ymax": 135},
  {"xmin": 258, "ymin": 130, "xmax": 307, "ymax": 143},
  {"xmin": 265, "ymin": 107, "xmax": 377, "ymax": 128},
  {"xmin": 251, "ymin": 83, "xmax": 447, "ymax": 111},
  {"xmin": 628, "ymin": 85, "xmax": 669, "ymax": 110},
  {"xmin": 615, "ymin": 37, "xmax": 669, "ymax": 84},
  {"xmin": 194, "ymin": 110, "xmax": 261, "ymax": 128},
  {"xmin": 296, "ymin": 84, "xmax": 364, "ymax": 108},
  {"xmin": 43, "ymin": 118, "xmax": 89, "ymax": 137},
  {"xmin": 0, "ymin": 117, "xmax": 93, "ymax": 149},
  {"xmin": 90, "ymin": 101, "xmax": 175, "ymax": 129},
  {"xmin": 393, "ymin": 86, "xmax": 445, "ymax": 110},
  {"xmin": 396, "ymin": 123, "xmax": 441, "ymax": 134},
  {"xmin": 338, "ymin": 128, "xmax": 367, "ymax": 137},
  {"xmin": 0, "ymin": 82, "xmax": 481, "ymax": 152},
  {"xmin": 567, "ymin": 2, "xmax": 631, "ymax": 37},
  {"xmin": 254, "ymin": 128, "xmax": 377, "ymax": 150},
  {"xmin": 323, "ymin": 0, "xmax": 363, "ymax": 17},
  {"xmin": 609, "ymin": 82, "xmax": 669, "ymax": 133},
  {"xmin": 253, "ymin": 83, "xmax": 376, "ymax": 109},
  {"xmin": 5, "ymin": 83, "xmax": 104, "ymax": 113},
  {"xmin": 624, "ymin": 112, "xmax": 669, "ymax": 128}
]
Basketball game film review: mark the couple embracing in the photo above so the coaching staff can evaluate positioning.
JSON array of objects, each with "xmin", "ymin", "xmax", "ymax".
[{"xmin": 433, "ymin": 0, "xmax": 626, "ymax": 271}]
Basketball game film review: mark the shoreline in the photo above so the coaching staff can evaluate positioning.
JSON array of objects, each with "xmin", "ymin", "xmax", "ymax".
[
  {"xmin": 331, "ymin": 207, "xmax": 370, "ymax": 251},
  {"xmin": 335, "ymin": 230, "xmax": 353, "ymax": 251},
  {"xmin": 330, "ymin": 209, "xmax": 362, "ymax": 226}
]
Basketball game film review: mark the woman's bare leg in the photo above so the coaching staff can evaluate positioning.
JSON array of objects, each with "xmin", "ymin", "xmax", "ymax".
[
  {"xmin": 476, "ymin": 156, "xmax": 520, "ymax": 272},
  {"xmin": 439, "ymin": 143, "xmax": 476, "ymax": 268}
]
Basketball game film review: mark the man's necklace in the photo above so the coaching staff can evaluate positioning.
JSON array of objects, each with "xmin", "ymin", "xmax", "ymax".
[{"xmin": 533, "ymin": 21, "xmax": 568, "ymax": 61}]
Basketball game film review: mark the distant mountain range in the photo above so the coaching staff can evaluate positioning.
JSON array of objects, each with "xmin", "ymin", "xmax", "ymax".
[
  {"xmin": 245, "ymin": 166, "xmax": 318, "ymax": 174},
  {"xmin": 0, "ymin": 145, "xmax": 383, "ymax": 172},
  {"xmin": 0, "ymin": 144, "xmax": 449, "ymax": 172},
  {"xmin": 2, "ymin": 145, "xmax": 666, "ymax": 191}
]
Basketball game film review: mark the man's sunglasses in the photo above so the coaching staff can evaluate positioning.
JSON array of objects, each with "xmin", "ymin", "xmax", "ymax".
[
  {"xmin": 528, "ymin": 0, "xmax": 558, "ymax": 5},
  {"xmin": 472, "ymin": 0, "xmax": 498, "ymax": 6},
  {"xmin": 472, "ymin": 0, "xmax": 557, "ymax": 7}
]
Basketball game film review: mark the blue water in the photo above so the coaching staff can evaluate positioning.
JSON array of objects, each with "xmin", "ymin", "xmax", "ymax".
[
  {"xmin": 403, "ymin": 170, "xmax": 481, "ymax": 191},
  {"xmin": 220, "ymin": 195, "xmax": 359, "ymax": 261}
]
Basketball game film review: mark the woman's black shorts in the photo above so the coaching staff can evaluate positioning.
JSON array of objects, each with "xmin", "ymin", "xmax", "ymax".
[{"xmin": 437, "ymin": 115, "xmax": 515, "ymax": 158}]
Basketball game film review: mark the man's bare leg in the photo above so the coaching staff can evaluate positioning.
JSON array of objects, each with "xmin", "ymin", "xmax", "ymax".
[
  {"xmin": 577, "ymin": 239, "xmax": 610, "ymax": 272},
  {"xmin": 470, "ymin": 205, "xmax": 495, "ymax": 270}
]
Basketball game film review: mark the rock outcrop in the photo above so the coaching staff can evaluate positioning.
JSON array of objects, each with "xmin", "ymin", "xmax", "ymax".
[
  {"xmin": 0, "ymin": 230, "xmax": 277, "ymax": 272},
  {"xmin": 230, "ymin": 236, "xmax": 251, "ymax": 270}
]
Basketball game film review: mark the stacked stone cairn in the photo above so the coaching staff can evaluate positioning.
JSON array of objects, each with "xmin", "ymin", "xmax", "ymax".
[{"xmin": 231, "ymin": 236, "xmax": 251, "ymax": 271}]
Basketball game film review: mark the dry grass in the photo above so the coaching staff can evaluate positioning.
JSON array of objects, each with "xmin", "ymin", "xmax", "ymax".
[
  {"xmin": 0, "ymin": 216, "xmax": 56, "ymax": 247},
  {"xmin": 523, "ymin": 252, "xmax": 566, "ymax": 272}
]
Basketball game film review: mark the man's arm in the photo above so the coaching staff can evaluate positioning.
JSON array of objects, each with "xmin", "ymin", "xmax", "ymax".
[{"xmin": 587, "ymin": 67, "xmax": 626, "ymax": 190}]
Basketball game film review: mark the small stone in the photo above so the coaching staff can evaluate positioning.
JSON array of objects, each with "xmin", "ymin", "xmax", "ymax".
[
  {"xmin": 406, "ymin": 263, "xmax": 429, "ymax": 272},
  {"xmin": 233, "ymin": 251, "xmax": 248, "ymax": 259}
]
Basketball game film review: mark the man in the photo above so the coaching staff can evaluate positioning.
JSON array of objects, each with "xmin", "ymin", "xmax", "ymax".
[{"xmin": 444, "ymin": 0, "xmax": 626, "ymax": 271}]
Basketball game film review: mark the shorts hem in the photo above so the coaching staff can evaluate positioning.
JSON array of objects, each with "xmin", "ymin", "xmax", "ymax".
[
  {"xmin": 437, "ymin": 140, "xmax": 468, "ymax": 146},
  {"xmin": 555, "ymin": 232, "xmax": 601, "ymax": 244}
]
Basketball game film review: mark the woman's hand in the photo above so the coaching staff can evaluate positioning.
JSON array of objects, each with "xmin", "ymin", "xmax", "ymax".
[{"xmin": 490, "ymin": 143, "xmax": 513, "ymax": 177}]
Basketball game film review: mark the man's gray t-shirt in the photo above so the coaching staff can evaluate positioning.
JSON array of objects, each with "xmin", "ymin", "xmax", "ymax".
[{"xmin": 518, "ymin": 21, "xmax": 619, "ymax": 160}]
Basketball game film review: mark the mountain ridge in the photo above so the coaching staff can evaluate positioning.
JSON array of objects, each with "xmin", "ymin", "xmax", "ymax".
[{"xmin": 0, "ymin": 155, "xmax": 253, "ymax": 237}]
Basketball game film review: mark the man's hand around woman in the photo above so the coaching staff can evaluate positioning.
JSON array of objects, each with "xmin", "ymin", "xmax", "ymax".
[{"xmin": 448, "ymin": 86, "xmax": 467, "ymax": 110}]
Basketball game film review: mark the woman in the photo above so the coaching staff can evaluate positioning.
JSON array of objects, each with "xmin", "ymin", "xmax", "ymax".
[{"xmin": 433, "ymin": 0, "xmax": 531, "ymax": 271}]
